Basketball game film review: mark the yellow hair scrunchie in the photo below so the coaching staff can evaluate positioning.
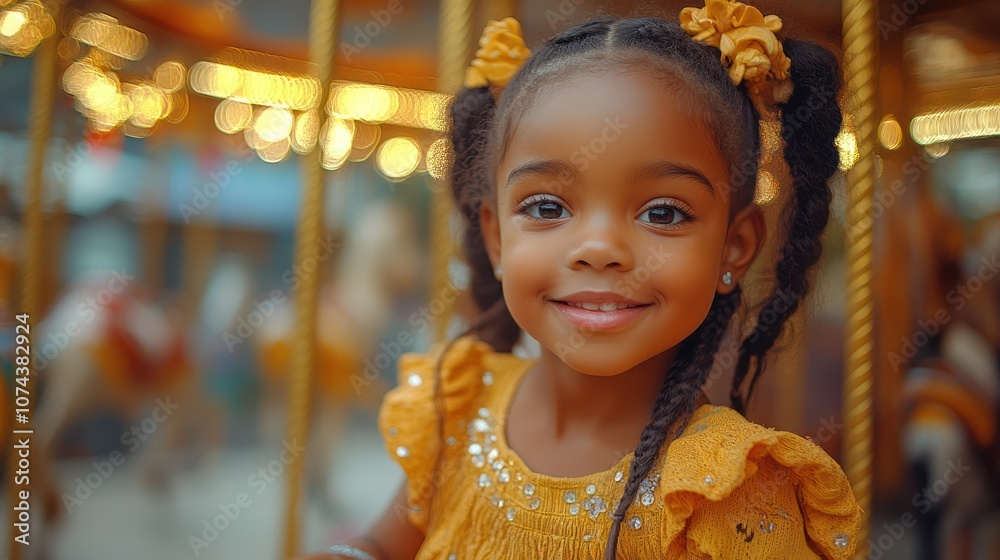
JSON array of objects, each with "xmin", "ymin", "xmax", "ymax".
[
  {"xmin": 464, "ymin": 17, "xmax": 532, "ymax": 92},
  {"xmin": 680, "ymin": 0, "xmax": 793, "ymax": 110}
]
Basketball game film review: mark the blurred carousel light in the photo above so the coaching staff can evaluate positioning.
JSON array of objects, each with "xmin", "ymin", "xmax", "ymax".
[
  {"xmin": 330, "ymin": 83, "xmax": 399, "ymax": 122},
  {"xmin": 417, "ymin": 93, "xmax": 450, "ymax": 132},
  {"xmin": 348, "ymin": 121, "xmax": 380, "ymax": 162},
  {"xmin": 290, "ymin": 110, "xmax": 319, "ymax": 154},
  {"xmin": 910, "ymin": 102, "xmax": 1000, "ymax": 145},
  {"xmin": 124, "ymin": 82, "xmax": 168, "ymax": 128},
  {"xmin": 164, "ymin": 90, "xmax": 188, "ymax": 124},
  {"xmin": 328, "ymin": 81, "xmax": 451, "ymax": 132},
  {"xmin": 121, "ymin": 119, "xmax": 156, "ymax": 138},
  {"xmin": 154, "ymin": 60, "xmax": 185, "ymax": 93},
  {"xmin": 189, "ymin": 61, "xmax": 321, "ymax": 111},
  {"xmin": 877, "ymin": 114, "xmax": 903, "ymax": 150},
  {"xmin": 836, "ymin": 126, "xmax": 859, "ymax": 172},
  {"xmin": 256, "ymin": 137, "xmax": 291, "ymax": 163},
  {"xmin": 376, "ymin": 137, "xmax": 421, "ymax": 181},
  {"xmin": 69, "ymin": 13, "xmax": 147, "ymax": 61},
  {"xmin": 924, "ymin": 143, "xmax": 950, "ymax": 159},
  {"xmin": 254, "ymin": 106, "xmax": 293, "ymax": 143},
  {"xmin": 0, "ymin": 0, "xmax": 55, "ymax": 57},
  {"xmin": 319, "ymin": 117, "xmax": 355, "ymax": 170},
  {"xmin": 214, "ymin": 98, "xmax": 253, "ymax": 134},
  {"xmin": 753, "ymin": 170, "xmax": 779, "ymax": 205},
  {"xmin": 425, "ymin": 137, "xmax": 453, "ymax": 180},
  {"xmin": 57, "ymin": 36, "xmax": 80, "ymax": 61}
]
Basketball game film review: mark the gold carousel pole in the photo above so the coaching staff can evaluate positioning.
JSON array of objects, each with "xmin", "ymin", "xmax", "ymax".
[
  {"xmin": 841, "ymin": 0, "xmax": 878, "ymax": 556},
  {"xmin": 483, "ymin": 0, "xmax": 518, "ymax": 21},
  {"xmin": 8, "ymin": 3, "xmax": 60, "ymax": 559},
  {"xmin": 429, "ymin": 0, "xmax": 475, "ymax": 344},
  {"xmin": 280, "ymin": 0, "xmax": 339, "ymax": 557}
]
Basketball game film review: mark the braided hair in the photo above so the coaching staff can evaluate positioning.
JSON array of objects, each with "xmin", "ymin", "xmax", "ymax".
[{"xmin": 440, "ymin": 15, "xmax": 842, "ymax": 559}]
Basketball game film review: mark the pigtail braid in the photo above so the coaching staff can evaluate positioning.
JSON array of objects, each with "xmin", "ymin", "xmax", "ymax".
[
  {"xmin": 605, "ymin": 289, "xmax": 742, "ymax": 559},
  {"xmin": 729, "ymin": 38, "xmax": 843, "ymax": 413},
  {"xmin": 449, "ymin": 86, "xmax": 521, "ymax": 351}
]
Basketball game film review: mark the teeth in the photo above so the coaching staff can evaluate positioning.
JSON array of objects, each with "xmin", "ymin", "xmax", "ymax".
[{"xmin": 568, "ymin": 302, "xmax": 638, "ymax": 311}]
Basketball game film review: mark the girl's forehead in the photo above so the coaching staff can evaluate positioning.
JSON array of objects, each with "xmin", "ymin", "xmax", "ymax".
[{"xmin": 498, "ymin": 69, "xmax": 729, "ymax": 188}]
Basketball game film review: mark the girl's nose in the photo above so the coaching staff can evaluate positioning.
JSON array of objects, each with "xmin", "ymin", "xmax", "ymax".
[{"xmin": 566, "ymin": 217, "xmax": 635, "ymax": 271}]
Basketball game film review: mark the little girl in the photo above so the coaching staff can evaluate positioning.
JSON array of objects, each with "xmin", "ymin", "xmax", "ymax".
[{"xmin": 309, "ymin": 1, "xmax": 861, "ymax": 558}]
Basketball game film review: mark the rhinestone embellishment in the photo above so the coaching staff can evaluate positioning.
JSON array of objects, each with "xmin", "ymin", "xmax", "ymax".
[
  {"xmin": 388, "ymin": 426, "xmax": 398, "ymax": 436},
  {"xmin": 528, "ymin": 497, "xmax": 541, "ymax": 510},
  {"xmin": 614, "ymin": 471, "xmax": 623, "ymax": 482},
  {"xmin": 569, "ymin": 503, "xmax": 580, "ymax": 515},
  {"xmin": 585, "ymin": 484, "xmax": 597, "ymax": 495},
  {"xmin": 407, "ymin": 373, "xmax": 422, "ymax": 387},
  {"xmin": 482, "ymin": 371, "xmax": 494, "ymax": 385},
  {"xmin": 640, "ymin": 492, "xmax": 655, "ymax": 506},
  {"xmin": 703, "ymin": 475, "xmax": 715, "ymax": 485},
  {"xmin": 563, "ymin": 490, "xmax": 576, "ymax": 504},
  {"xmin": 833, "ymin": 533, "xmax": 850, "ymax": 548},
  {"xmin": 506, "ymin": 508, "xmax": 516, "ymax": 521},
  {"xmin": 523, "ymin": 483, "xmax": 535, "ymax": 496},
  {"xmin": 628, "ymin": 516, "xmax": 642, "ymax": 529},
  {"xmin": 395, "ymin": 446, "xmax": 410, "ymax": 458},
  {"xmin": 498, "ymin": 470, "xmax": 510, "ymax": 484},
  {"xmin": 471, "ymin": 418, "xmax": 489, "ymax": 433},
  {"xmin": 478, "ymin": 473, "xmax": 491, "ymax": 488},
  {"xmin": 582, "ymin": 496, "xmax": 607, "ymax": 519}
]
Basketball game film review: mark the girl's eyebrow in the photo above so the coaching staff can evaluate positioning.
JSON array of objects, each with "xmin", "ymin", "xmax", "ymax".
[
  {"xmin": 627, "ymin": 161, "xmax": 717, "ymax": 199},
  {"xmin": 505, "ymin": 159, "xmax": 579, "ymax": 189}
]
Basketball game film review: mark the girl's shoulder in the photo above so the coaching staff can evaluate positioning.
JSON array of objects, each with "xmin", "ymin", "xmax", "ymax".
[
  {"xmin": 376, "ymin": 334, "xmax": 526, "ymax": 531},
  {"xmin": 655, "ymin": 405, "xmax": 861, "ymax": 559}
]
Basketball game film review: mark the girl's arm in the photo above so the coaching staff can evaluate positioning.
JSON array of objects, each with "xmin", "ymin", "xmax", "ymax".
[{"xmin": 294, "ymin": 482, "xmax": 425, "ymax": 560}]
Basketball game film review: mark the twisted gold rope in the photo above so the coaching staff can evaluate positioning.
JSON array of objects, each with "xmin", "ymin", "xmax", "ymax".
[
  {"xmin": 8, "ymin": 4, "xmax": 60, "ymax": 558},
  {"xmin": 281, "ymin": 0, "xmax": 338, "ymax": 557},
  {"xmin": 430, "ymin": 0, "xmax": 474, "ymax": 344},
  {"xmin": 841, "ymin": 0, "xmax": 877, "ymax": 556}
]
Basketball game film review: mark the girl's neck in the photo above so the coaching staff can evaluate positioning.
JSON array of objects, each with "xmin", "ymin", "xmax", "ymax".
[{"xmin": 527, "ymin": 345, "xmax": 684, "ymax": 444}]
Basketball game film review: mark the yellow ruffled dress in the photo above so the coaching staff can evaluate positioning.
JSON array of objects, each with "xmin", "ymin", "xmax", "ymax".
[{"xmin": 379, "ymin": 336, "xmax": 861, "ymax": 559}]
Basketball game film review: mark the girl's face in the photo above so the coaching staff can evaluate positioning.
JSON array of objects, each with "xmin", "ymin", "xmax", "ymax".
[{"xmin": 481, "ymin": 66, "xmax": 764, "ymax": 376}]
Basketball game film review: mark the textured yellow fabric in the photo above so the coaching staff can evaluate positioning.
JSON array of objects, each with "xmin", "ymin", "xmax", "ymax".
[{"xmin": 378, "ymin": 335, "xmax": 861, "ymax": 559}]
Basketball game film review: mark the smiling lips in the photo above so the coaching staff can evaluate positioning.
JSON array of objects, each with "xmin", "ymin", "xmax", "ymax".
[{"xmin": 550, "ymin": 291, "xmax": 652, "ymax": 331}]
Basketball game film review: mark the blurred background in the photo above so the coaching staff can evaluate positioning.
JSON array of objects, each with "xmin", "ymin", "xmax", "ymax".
[{"xmin": 0, "ymin": 0, "xmax": 998, "ymax": 559}]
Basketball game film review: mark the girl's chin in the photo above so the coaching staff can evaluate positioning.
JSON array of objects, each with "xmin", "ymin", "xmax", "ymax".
[{"xmin": 544, "ymin": 346, "xmax": 654, "ymax": 377}]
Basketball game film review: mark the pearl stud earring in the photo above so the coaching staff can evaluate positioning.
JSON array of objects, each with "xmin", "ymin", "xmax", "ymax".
[
  {"xmin": 494, "ymin": 264, "xmax": 502, "ymax": 280},
  {"xmin": 722, "ymin": 271, "xmax": 733, "ymax": 286}
]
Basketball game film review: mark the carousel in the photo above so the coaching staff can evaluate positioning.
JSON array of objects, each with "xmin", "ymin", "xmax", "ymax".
[{"xmin": 0, "ymin": 0, "xmax": 997, "ymax": 559}]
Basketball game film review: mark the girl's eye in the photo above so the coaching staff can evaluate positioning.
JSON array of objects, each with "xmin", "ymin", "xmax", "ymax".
[
  {"xmin": 516, "ymin": 196, "xmax": 569, "ymax": 221},
  {"xmin": 638, "ymin": 202, "xmax": 694, "ymax": 228}
]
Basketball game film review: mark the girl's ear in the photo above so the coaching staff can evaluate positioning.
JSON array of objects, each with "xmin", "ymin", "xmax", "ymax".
[
  {"xmin": 718, "ymin": 205, "xmax": 766, "ymax": 294},
  {"xmin": 480, "ymin": 201, "xmax": 502, "ymax": 272}
]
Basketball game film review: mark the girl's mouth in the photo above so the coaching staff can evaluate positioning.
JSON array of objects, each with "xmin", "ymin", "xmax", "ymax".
[{"xmin": 550, "ymin": 300, "xmax": 652, "ymax": 331}]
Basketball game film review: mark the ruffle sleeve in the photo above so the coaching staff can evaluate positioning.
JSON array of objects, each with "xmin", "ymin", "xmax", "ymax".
[
  {"xmin": 376, "ymin": 335, "xmax": 494, "ymax": 532},
  {"xmin": 658, "ymin": 406, "xmax": 861, "ymax": 559}
]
